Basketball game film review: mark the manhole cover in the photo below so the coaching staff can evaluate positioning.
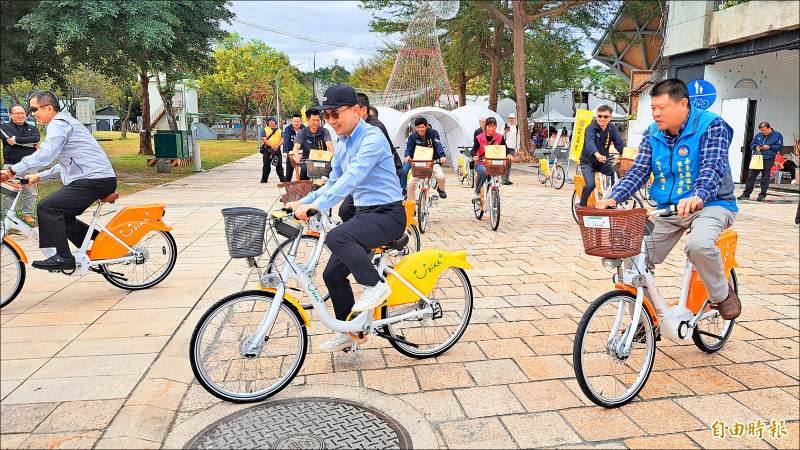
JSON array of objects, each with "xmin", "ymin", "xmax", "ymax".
[{"xmin": 186, "ymin": 397, "xmax": 412, "ymax": 449}]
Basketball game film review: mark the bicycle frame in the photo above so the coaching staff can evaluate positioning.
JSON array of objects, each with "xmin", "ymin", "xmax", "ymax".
[
  {"xmin": 607, "ymin": 229, "xmax": 737, "ymax": 356},
  {"xmin": 478, "ymin": 174, "xmax": 500, "ymax": 212},
  {"xmin": 245, "ymin": 213, "xmax": 442, "ymax": 355},
  {"xmin": 1, "ymin": 180, "xmax": 165, "ymax": 276}
]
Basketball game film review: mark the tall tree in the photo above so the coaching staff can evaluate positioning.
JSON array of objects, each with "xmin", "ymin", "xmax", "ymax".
[
  {"xmin": 20, "ymin": 0, "xmax": 232, "ymax": 155},
  {"xmin": 198, "ymin": 34, "xmax": 311, "ymax": 141},
  {"xmin": 349, "ymin": 50, "xmax": 397, "ymax": 91},
  {"xmin": 480, "ymin": 0, "xmax": 611, "ymax": 156}
]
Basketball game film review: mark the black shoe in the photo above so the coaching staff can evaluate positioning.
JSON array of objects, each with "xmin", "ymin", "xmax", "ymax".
[
  {"xmin": 260, "ymin": 179, "xmax": 269, "ymax": 183},
  {"xmin": 32, "ymin": 254, "xmax": 76, "ymax": 271},
  {"xmin": 502, "ymin": 180, "xmax": 513, "ymax": 185},
  {"xmin": 737, "ymin": 194, "xmax": 750, "ymax": 200},
  {"xmin": 756, "ymin": 195, "xmax": 766, "ymax": 202},
  {"xmin": 402, "ymin": 188, "xmax": 407, "ymax": 198},
  {"xmin": 437, "ymin": 189, "xmax": 447, "ymax": 199}
]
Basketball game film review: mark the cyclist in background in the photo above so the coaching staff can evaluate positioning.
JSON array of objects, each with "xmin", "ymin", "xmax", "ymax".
[
  {"xmin": 596, "ymin": 78, "xmax": 740, "ymax": 320},
  {"xmin": 404, "ymin": 117, "xmax": 447, "ymax": 200},
  {"xmin": 471, "ymin": 117, "xmax": 513, "ymax": 202},
  {"xmin": 578, "ymin": 104, "xmax": 626, "ymax": 206}
]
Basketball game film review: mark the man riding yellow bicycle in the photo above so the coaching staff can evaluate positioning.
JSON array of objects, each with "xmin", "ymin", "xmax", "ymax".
[{"xmin": 597, "ymin": 78, "xmax": 741, "ymax": 321}]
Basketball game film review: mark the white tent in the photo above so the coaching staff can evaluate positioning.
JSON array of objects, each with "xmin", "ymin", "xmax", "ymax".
[
  {"xmin": 529, "ymin": 107, "xmax": 575, "ymax": 123},
  {"xmin": 590, "ymin": 105, "xmax": 627, "ymax": 121}
]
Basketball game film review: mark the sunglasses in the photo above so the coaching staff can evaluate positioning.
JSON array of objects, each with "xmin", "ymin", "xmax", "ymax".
[
  {"xmin": 322, "ymin": 106, "xmax": 352, "ymax": 121},
  {"xmin": 28, "ymin": 105, "xmax": 50, "ymax": 113},
  {"xmin": 596, "ymin": 114, "xmax": 611, "ymax": 119}
]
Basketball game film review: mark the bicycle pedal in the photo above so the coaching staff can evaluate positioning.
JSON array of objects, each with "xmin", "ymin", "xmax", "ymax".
[{"xmin": 430, "ymin": 195, "xmax": 439, "ymax": 201}]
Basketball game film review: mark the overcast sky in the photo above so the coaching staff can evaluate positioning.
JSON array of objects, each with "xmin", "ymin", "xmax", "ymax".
[{"xmin": 223, "ymin": 1, "xmax": 397, "ymax": 72}]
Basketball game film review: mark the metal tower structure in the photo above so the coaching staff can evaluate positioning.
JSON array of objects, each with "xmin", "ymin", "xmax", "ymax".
[{"xmin": 381, "ymin": 1, "xmax": 458, "ymax": 111}]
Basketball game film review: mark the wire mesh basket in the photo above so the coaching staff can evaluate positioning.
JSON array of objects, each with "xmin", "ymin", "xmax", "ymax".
[
  {"xmin": 575, "ymin": 207, "xmax": 648, "ymax": 258},
  {"xmin": 411, "ymin": 160, "xmax": 433, "ymax": 178},
  {"xmin": 485, "ymin": 158, "xmax": 508, "ymax": 176},
  {"xmin": 277, "ymin": 180, "xmax": 313, "ymax": 203},
  {"xmin": 221, "ymin": 207, "xmax": 269, "ymax": 258}
]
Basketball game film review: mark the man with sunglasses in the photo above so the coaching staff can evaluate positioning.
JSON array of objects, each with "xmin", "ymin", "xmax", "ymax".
[
  {"xmin": 578, "ymin": 104, "xmax": 625, "ymax": 206},
  {"xmin": 285, "ymin": 84, "xmax": 405, "ymax": 352},
  {"xmin": 291, "ymin": 109, "xmax": 334, "ymax": 181},
  {"xmin": 0, "ymin": 91, "xmax": 116, "ymax": 271}
]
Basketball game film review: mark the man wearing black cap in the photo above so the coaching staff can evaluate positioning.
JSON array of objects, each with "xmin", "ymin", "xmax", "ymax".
[{"xmin": 286, "ymin": 84, "xmax": 405, "ymax": 352}]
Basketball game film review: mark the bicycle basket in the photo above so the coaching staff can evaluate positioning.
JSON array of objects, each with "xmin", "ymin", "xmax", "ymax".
[
  {"xmin": 221, "ymin": 207, "xmax": 269, "ymax": 258},
  {"xmin": 618, "ymin": 158, "xmax": 635, "ymax": 177},
  {"xmin": 485, "ymin": 158, "xmax": 508, "ymax": 176},
  {"xmin": 575, "ymin": 207, "xmax": 648, "ymax": 258},
  {"xmin": 411, "ymin": 160, "xmax": 433, "ymax": 178},
  {"xmin": 277, "ymin": 180, "xmax": 313, "ymax": 203},
  {"xmin": 306, "ymin": 160, "xmax": 331, "ymax": 179}
]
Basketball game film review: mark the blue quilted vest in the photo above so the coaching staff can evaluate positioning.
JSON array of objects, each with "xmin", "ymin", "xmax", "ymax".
[{"xmin": 648, "ymin": 107, "xmax": 738, "ymax": 212}]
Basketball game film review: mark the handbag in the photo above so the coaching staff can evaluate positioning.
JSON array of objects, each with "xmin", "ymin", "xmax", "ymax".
[{"xmin": 749, "ymin": 153, "xmax": 764, "ymax": 170}]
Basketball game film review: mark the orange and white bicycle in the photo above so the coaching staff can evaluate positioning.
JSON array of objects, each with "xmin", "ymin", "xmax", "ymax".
[
  {"xmin": 1, "ymin": 178, "xmax": 177, "ymax": 307},
  {"xmin": 572, "ymin": 205, "xmax": 737, "ymax": 407}
]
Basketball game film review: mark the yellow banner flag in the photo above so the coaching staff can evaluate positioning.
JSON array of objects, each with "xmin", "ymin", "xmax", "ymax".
[
  {"xmin": 569, "ymin": 109, "xmax": 594, "ymax": 162},
  {"xmin": 300, "ymin": 106, "xmax": 308, "ymax": 126}
]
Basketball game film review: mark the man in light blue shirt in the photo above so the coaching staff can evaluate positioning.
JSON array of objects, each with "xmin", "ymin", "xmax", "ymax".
[
  {"xmin": 286, "ymin": 84, "xmax": 405, "ymax": 352},
  {"xmin": 1, "ymin": 91, "xmax": 116, "ymax": 271}
]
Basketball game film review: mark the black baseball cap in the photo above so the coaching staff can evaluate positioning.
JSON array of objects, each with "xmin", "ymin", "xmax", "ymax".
[{"xmin": 316, "ymin": 84, "xmax": 358, "ymax": 110}]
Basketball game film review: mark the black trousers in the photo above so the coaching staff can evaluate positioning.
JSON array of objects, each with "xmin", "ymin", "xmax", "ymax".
[
  {"xmin": 37, "ymin": 177, "xmax": 117, "ymax": 250},
  {"xmin": 322, "ymin": 202, "xmax": 406, "ymax": 320},
  {"xmin": 580, "ymin": 162, "xmax": 614, "ymax": 206},
  {"xmin": 742, "ymin": 157, "xmax": 775, "ymax": 197},
  {"xmin": 261, "ymin": 151, "xmax": 284, "ymax": 182},
  {"xmin": 285, "ymin": 156, "xmax": 296, "ymax": 182},
  {"xmin": 338, "ymin": 195, "xmax": 356, "ymax": 223}
]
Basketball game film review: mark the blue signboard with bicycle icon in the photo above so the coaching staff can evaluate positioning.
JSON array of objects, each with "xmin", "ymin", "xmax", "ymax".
[{"xmin": 688, "ymin": 79, "xmax": 716, "ymax": 110}]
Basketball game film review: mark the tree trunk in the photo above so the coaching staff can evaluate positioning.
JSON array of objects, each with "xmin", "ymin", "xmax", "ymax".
[
  {"xmin": 512, "ymin": 1, "xmax": 530, "ymax": 156},
  {"xmin": 457, "ymin": 70, "xmax": 467, "ymax": 108},
  {"xmin": 155, "ymin": 72, "xmax": 179, "ymax": 130},
  {"xmin": 139, "ymin": 70, "xmax": 153, "ymax": 156},
  {"xmin": 120, "ymin": 88, "xmax": 140, "ymax": 139},
  {"xmin": 487, "ymin": 27, "xmax": 503, "ymax": 112},
  {"xmin": 240, "ymin": 113, "xmax": 247, "ymax": 142}
]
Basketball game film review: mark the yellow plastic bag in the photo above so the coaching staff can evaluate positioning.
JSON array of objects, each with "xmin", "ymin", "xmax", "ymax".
[{"xmin": 749, "ymin": 154, "xmax": 764, "ymax": 170}]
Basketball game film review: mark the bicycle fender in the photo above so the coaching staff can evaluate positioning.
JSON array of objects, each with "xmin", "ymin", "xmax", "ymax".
[
  {"xmin": 385, "ymin": 250, "xmax": 471, "ymax": 307},
  {"xmin": 2, "ymin": 236, "xmax": 28, "ymax": 263},
  {"xmin": 262, "ymin": 288, "xmax": 311, "ymax": 327},
  {"xmin": 686, "ymin": 229, "xmax": 738, "ymax": 313},
  {"xmin": 614, "ymin": 284, "xmax": 660, "ymax": 327},
  {"xmin": 88, "ymin": 204, "xmax": 172, "ymax": 260}
]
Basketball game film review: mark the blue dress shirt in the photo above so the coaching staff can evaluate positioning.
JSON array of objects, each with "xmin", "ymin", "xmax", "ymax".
[{"xmin": 300, "ymin": 119, "xmax": 402, "ymax": 211}]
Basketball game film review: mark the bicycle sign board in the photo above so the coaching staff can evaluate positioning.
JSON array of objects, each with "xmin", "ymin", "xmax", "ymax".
[
  {"xmin": 582, "ymin": 216, "xmax": 610, "ymax": 229},
  {"xmin": 688, "ymin": 79, "xmax": 716, "ymax": 110}
]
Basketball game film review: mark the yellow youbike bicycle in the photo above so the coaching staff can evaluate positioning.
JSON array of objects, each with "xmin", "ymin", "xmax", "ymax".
[
  {"xmin": 537, "ymin": 150, "xmax": 567, "ymax": 189},
  {"xmin": 190, "ymin": 207, "xmax": 474, "ymax": 403}
]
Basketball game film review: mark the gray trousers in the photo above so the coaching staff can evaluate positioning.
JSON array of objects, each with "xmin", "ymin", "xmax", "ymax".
[
  {"xmin": 646, "ymin": 205, "xmax": 737, "ymax": 303},
  {"xmin": 2, "ymin": 164, "xmax": 38, "ymax": 216},
  {"xmin": 502, "ymin": 148, "xmax": 514, "ymax": 182}
]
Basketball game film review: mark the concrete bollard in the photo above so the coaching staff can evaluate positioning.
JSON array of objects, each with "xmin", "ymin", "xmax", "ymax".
[{"xmin": 156, "ymin": 160, "xmax": 172, "ymax": 173}]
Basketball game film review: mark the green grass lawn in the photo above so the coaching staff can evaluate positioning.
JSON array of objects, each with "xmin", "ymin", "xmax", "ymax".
[{"xmin": 2, "ymin": 131, "xmax": 258, "ymax": 222}]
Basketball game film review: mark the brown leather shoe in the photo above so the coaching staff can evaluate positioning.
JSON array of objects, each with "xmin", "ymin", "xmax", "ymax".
[
  {"xmin": 711, "ymin": 284, "xmax": 741, "ymax": 320},
  {"xmin": 22, "ymin": 215, "xmax": 36, "ymax": 225}
]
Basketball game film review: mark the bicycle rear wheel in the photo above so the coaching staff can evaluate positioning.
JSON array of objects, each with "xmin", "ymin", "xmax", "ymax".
[
  {"xmin": 468, "ymin": 169, "xmax": 475, "ymax": 188},
  {"xmin": 639, "ymin": 182, "xmax": 656, "ymax": 207},
  {"xmin": 473, "ymin": 190, "xmax": 484, "ymax": 220},
  {"xmin": 693, "ymin": 268, "xmax": 737, "ymax": 353},
  {"xmin": 617, "ymin": 194, "xmax": 645, "ymax": 211},
  {"xmin": 571, "ymin": 190, "xmax": 581, "ymax": 225},
  {"xmin": 430, "ymin": 176, "xmax": 438, "ymax": 191},
  {"xmin": 489, "ymin": 187, "xmax": 500, "ymax": 230},
  {"xmin": 102, "ymin": 230, "xmax": 177, "ymax": 290},
  {"xmin": 1, "ymin": 240, "xmax": 25, "ymax": 308},
  {"xmin": 552, "ymin": 165, "xmax": 566, "ymax": 190},
  {"xmin": 382, "ymin": 267, "xmax": 473, "ymax": 358},
  {"xmin": 573, "ymin": 290, "xmax": 656, "ymax": 408},
  {"xmin": 190, "ymin": 290, "xmax": 308, "ymax": 403},
  {"xmin": 537, "ymin": 166, "xmax": 548, "ymax": 184}
]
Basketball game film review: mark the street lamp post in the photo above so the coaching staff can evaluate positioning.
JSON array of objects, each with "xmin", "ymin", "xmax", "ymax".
[{"xmin": 276, "ymin": 62, "xmax": 306, "ymax": 127}]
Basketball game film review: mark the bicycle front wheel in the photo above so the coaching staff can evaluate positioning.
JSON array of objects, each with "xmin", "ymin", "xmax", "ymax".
[
  {"xmin": 268, "ymin": 235, "xmax": 332, "ymax": 299},
  {"xmin": 489, "ymin": 187, "xmax": 500, "ymax": 230},
  {"xmin": 473, "ymin": 191, "xmax": 484, "ymax": 220},
  {"xmin": 417, "ymin": 190, "xmax": 428, "ymax": 234},
  {"xmin": 552, "ymin": 165, "xmax": 566, "ymax": 190},
  {"xmin": 430, "ymin": 176, "xmax": 438, "ymax": 191},
  {"xmin": 190, "ymin": 290, "xmax": 308, "ymax": 403},
  {"xmin": 1, "ymin": 240, "xmax": 25, "ymax": 308},
  {"xmin": 102, "ymin": 230, "xmax": 177, "ymax": 290},
  {"xmin": 693, "ymin": 268, "xmax": 737, "ymax": 353},
  {"xmin": 382, "ymin": 267, "xmax": 473, "ymax": 358},
  {"xmin": 573, "ymin": 290, "xmax": 656, "ymax": 408},
  {"xmin": 468, "ymin": 170, "xmax": 475, "ymax": 188}
]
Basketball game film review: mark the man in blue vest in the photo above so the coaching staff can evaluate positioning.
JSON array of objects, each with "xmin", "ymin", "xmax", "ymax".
[{"xmin": 597, "ymin": 79, "xmax": 741, "ymax": 320}]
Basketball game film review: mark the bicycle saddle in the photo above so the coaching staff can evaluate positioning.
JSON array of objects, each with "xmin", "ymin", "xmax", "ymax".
[
  {"xmin": 100, "ymin": 193, "xmax": 120, "ymax": 203},
  {"xmin": 382, "ymin": 233, "xmax": 409, "ymax": 251}
]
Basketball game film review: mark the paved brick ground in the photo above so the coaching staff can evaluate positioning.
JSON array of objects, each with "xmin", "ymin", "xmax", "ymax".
[{"xmin": 1, "ymin": 156, "xmax": 797, "ymax": 449}]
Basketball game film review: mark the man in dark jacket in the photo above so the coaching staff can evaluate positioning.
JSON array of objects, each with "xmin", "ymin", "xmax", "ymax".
[
  {"xmin": 405, "ymin": 117, "xmax": 447, "ymax": 200},
  {"xmin": 1, "ymin": 105, "xmax": 41, "ymax": 223},
  {"xmin": 281, "ymin": 114, "xmax": 304, "ymax": 182},
  {"xmin": 578, "ymin": 104, "xmax": 625, "ymax": 206},
  {"xmin": 738, "ymin": 121, "xmax": 784, "ymax": 202}
]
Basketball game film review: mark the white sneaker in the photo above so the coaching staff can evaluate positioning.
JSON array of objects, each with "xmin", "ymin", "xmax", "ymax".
[
  {"xmin": 352, "ymin": 280, "xmax": 391, "ymax": 312},
  {"xmin": 319, "ymin": 332, "xmax": 366, "ymax": 352}
]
